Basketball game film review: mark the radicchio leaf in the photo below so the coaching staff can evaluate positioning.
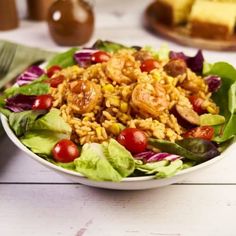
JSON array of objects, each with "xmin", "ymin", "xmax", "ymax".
[
  {"xmin": 17, "ymin": 66, "xmax": 44, "ymax": 86},
  {"xmin": 5, "ymin": 94, "xmax": 37, "ymax": 112},
  {"xmin": 204, "ymin": 75, "xmax": 222, "ymax": 92},
  {"xmin": 135, "ymin": 151, "xmax": 181, "ymax": 163},
  {"xmin": 74, "ymin": 49, "xmax": 98, "ymax": 67}
]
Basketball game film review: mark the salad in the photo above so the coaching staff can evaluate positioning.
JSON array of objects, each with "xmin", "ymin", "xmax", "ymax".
[{"xmin": 0, "ymin": 40, "xmax": 235, "ymax": 182}]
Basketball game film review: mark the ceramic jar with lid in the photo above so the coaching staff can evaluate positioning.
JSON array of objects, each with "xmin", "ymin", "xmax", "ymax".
[{"xmin": 47, "ymin": 0, "xmax": 94, "ymax": 46}]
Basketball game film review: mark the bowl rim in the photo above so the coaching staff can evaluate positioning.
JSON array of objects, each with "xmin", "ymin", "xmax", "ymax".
[{"xmin": 1, "ymin": 113, "xmax": 235, "ymax": 183}]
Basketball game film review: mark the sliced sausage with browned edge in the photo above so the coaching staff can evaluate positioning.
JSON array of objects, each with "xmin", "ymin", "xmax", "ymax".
[{"xmin": 172, "ymin": 104, "xmax": 200, "ymax": 128}]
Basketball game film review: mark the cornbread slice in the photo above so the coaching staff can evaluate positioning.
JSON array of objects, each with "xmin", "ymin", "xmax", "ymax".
[
  {"xmin": 154, "ymin": 0, "xmax": 195, "ymax": 25},
  {"xmin": 189, "ymin": 0, "xmax": 236, "ymax": 39}
]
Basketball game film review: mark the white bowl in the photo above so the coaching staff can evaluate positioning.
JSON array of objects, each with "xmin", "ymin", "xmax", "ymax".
[{"xmin": 1, "ymin": 114, "xmax": 234, "ymax": 190}]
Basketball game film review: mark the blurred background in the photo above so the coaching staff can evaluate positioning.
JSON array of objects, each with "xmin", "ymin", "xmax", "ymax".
[{"xmin": 0, "ymin": 0, "xmax": 154, "ymax": 49}]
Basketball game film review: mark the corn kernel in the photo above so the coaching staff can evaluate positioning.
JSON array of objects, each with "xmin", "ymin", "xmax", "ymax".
[
  {"xmin": 103, "ymin": 84, "xmax": 114, "ymax": 92},
  {"xmin": 110, "ymin": 123, "xmax": 120, "ymax": 135},
  {"xmin": 109, "ymin": 97, "xmax": 120, "ymax": 107},
  {"xmin": 120, "ymin": 101, "xmax": 128, "ymax": 113},
  {"xmin": 118, "ymin": 113, "xmax": 130, "ymax": 123}
]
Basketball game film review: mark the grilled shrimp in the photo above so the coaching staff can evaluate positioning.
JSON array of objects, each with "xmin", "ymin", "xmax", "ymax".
[
  {"xmin": 131, "ymin": 81, "xmax": 169, "ymax": 118},
  {"xmin": 105, "ymin": 53, "xmax": 139, "ymax": 84},
  {"xmin": 67, "ymin": 80, "xmax": 102, "ymax": 114}
]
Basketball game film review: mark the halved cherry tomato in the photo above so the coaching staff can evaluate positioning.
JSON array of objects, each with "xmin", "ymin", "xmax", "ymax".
[
  {"xmin": 117, "ymin": 128, "xmax": 147, "ymax": 154},
  {"xmin": 32, "ymin": 94, "xmax": 53, "ymax": 110},
  {"xmin": 140, "ymin": 59, "xmax": 160, "ymax": 73},
  {"xmin": 47, "ymin": 65, "xmax": 62, "ymax": 78},
  {"xmin": 91, "ymin": 51, "xmax": 111, "ymax": 63},
  {"xmin": 52, "ymin": 139, "xmax": 79, "ymax": 163},
  {"xmin": 183, "ymin": 126, "xmax": 214, "ymax": 140},
  {"xmin": 47, "ymin": 75, "xmax": 65, "ymax": 88},
  {"xmin": 189, "ymin": 95, "xmax": 205, "ymax": 114}
]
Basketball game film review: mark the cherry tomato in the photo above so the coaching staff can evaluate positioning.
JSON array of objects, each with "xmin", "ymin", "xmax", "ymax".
[
  {"xmin": 117, "ymin": 128, "xmax": 147, "ymax": 154},
  {"xmin": 140, "ymin": 59, "xmax": 160, "ymax": 73},
  {"xmin": 189, "ymin": 95, "xmax": 205, "ymax": 114},
  {"xmin": 183, "ymin": 126, "xmax": 214, "ymax": 140},
  {"xmin": 32, "ymin": 94, "xmax": 53, "ymax": 110},
  {"xmin": 52, "ymin": 139, "xmax": 79, "ymax": 163},
  {"xmin": 47, "ymin": 65, "xmax": 62, "ymax": 78},
  {"xmin": 91, "ymin": 51, "xmax": 111, "ymax": 63},
  {"xmin": 47, "ymin": 75, "xmax": 65, "ymax": 88}
]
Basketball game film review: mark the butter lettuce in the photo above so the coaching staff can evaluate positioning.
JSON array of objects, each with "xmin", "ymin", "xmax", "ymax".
[
  {"xmin": 136, "ymin": 159, "xmax": 183, "ymax": 178},
  {"xmin": 74, "ymin": 143, "xmax": 122, "ymax": 181},
  {"xmin": 106, "ymin": 139, "xmax": 135, "ymax": 177},
  {"xmin": 144, "ymin": 44, "xmax": 170, "ymax": 61},
  {"xmin": 74, "ymin": 139, "xmax": 135, "ymax": 181},
  {"xmin": 20, "ymin": 108, "xmax": 72, "ymax": 156},
  {"xmin": 9, "ymin": 110, "xmax": 46, "ymax": 136}
]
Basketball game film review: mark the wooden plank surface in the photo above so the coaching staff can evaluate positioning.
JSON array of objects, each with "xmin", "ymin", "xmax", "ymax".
[{"xmin": 1, "ymin": 184, "xmax": 236, "ymax": 236}]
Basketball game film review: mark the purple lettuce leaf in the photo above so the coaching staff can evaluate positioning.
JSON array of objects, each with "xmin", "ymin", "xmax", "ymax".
[
  {"xmin": 204, "ymin": 75, "xmax": 222, "ymax": 92},
  {"xmin": 17, "ymin": 66, "xmax": 45, "ymax": 86},
  {"xmin": 5, "ymin": 94, "xmax": 37, "ymax": 112},
  {"xmin": 74, "ymin": 49, "xmax": 98, "ymax": 67},
  {"xmin": 169, "ymin": 50, "xmax": 204, "ymax": 74},
  {"xmin": 186, "ymin": 50, "xmax": 204, "ymax": 74},
  {"xmin": 135, "ymin": 151, "xmax": 181, "ymax": 163}
]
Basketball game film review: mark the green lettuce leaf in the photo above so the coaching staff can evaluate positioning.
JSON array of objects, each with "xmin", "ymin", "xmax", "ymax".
[
  {"xmin": 148, "ymin": 138, "xmax": 220, "ymax": 163},
  {"xmin": 155, "ymin": 160, "xmax": 183, "ymax": 178},
  {"xmin": 0, "ymin": 107, "xmax": 11, "ymax": 117},
  {"xmin": 203, "ymin": 62, "xmax": 213, "ymax": 75},
  {"xmin": 9, "ymin": 110, "xmax": 46, "ymax": 136},
  {"xmin": 31, "ymin": 108, "xmax": 71, "ymax": 134},
  {"xmin": 206, "ymin": 62, "xmax": 236, "ymax": 143},
  {"xmin": 4, "ymin": 82, "xmax": 49, "ymax": 98},
  {"xmin": 135, "ymin": 159, "xmax": 183, "ymax": 178},
  {"xmin": 136, "ymin": 160, "xmax": 168, "ymax": 174},
  {"xmin": 92, "ymin": 40, "xmax": 129, "ymax": 53},
  {"xmin": 20, "ymin": 108, "xmax": 71, "ymax": 156},
  {"xmin": 182, "ymin": 160, "xmax": 196, "ymax": 170},
  {"xmin": 144, "ymin": 44, "xmax": 170, "ymax": 61},
  {"xmin": 55, "ymin": 161, "xmax": 76, "ymax": 170},
  {"xmin": 106, "ymin": 139, "xmax": 135, "ymax": 177},
  {"xmin": 21, "ymin": 130, "xmax": 67, "ymax": 155},
  {"xmin": 44, "ymin": 157, "xmax": 76, "ymax": 170},
  {"xmin": 74, "ymin": 143, "xmax": 122, "ymax": 182},
  {"xmin": 46, "ymin": 48, "xmax": 78, "ymax": 69},
  {"xmin": 74, "ymin": 139, "xmax": 135, "ymax": 182}
]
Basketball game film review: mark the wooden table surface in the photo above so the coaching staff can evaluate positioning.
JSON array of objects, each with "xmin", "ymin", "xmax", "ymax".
[{"xmin": 0, "ymin": 1, "xmax": 236, "ymax": 235}]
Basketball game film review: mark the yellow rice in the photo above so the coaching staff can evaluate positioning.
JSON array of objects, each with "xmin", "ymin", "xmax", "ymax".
[{"xmin": 50, "ymin": 49, "xmax": 219, "ymax": 145}]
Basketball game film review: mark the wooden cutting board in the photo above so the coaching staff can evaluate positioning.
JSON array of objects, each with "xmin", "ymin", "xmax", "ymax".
[{"xmin": 144, "ymin": 2, "xmax": 236, "ymax": 51}]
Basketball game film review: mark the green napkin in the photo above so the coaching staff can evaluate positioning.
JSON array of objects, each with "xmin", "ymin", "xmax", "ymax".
[{"xmin": 0, "ymin": 40, "xmax": 56, "ymax": 89}]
